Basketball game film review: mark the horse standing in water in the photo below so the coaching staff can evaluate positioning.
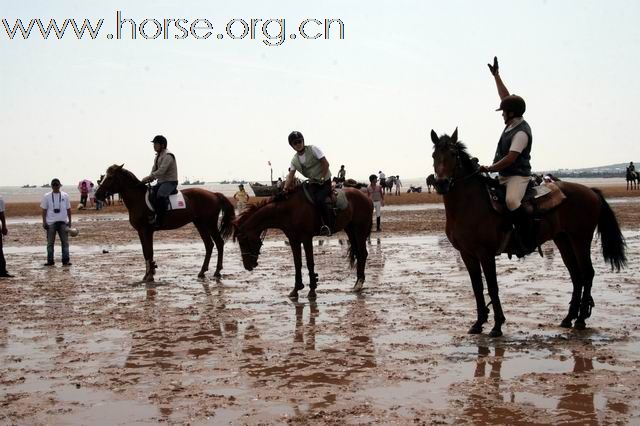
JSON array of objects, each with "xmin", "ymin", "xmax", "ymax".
[
  {"xmin": 431, "ymin": 129, "xmax": 626, "ymax": 336},
  {"xmin": 626, "ymin": 167, "xmax": 638, "ymax": 190},
  {"xmin": 233, "ymin": 186, "xmax": 373, "ymax": 299},
  {"xmin": 95, "ymin": 165, "xmax": 235, "ymax": 281}
]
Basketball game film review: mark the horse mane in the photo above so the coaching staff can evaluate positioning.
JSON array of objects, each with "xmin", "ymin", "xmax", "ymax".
[
  {"xmin": 434, "ymin": 135, "xmax": 478, "ymax": 175},
  {"xmin": 107, "ymin": 164, "xmax": 141, "ymax": 184},
  {"xmin": 233, "ymin": 186, "xmax": 301, "ymax": 232}
]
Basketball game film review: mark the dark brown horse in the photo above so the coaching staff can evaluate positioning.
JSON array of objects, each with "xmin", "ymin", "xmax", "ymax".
[
  {"xmin": 626, "ymin": 167, "xmax": 638, "ymax": 190},
  {"xmin": 233, "ymin": 185, "xmax": 373, "ymax": 299},
  {"xmin": 95, "ymin": 165, "xmax": 235, "ymax": 281},
  {"xmin": 426, "ymin": 174, "xmax": 437, "ymax": 193},
  {"xmin": 430, "ymin": 129, "xmax": 626, "ymax": 337}
]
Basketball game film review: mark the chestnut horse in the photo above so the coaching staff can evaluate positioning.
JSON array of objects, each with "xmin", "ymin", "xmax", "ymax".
[
  {"xmin": 95, "ymin": 165, "xmax": 235, "ymax": 281},
  {"xmin": 430, "ymin": 129, "xmax": 626, "ymax": 337},
  {"xmin": 233, "ymin": 185, "xmax": 373, "ymax": 299}
]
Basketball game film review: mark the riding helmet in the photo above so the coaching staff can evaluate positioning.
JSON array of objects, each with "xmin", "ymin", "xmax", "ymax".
[
  {"xmin": 288, "ymin": 131, "xmax": 304, "ymax": 145},
  {"xmin": 496, "ymin": 95, "xmax": 526, "ymax": 117},
  {"xmin": 151, "ymin": 135, "xmax": 168, "ymax": 147}
]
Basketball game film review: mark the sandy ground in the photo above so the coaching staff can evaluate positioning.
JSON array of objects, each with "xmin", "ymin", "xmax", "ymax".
[{"xmin": 1, "ymin": 186, "xmax": 640, "ymax": 424}]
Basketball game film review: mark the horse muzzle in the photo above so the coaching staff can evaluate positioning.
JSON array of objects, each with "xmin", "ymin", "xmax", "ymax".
[{"xmin": 434, "ymin": 177, "xmax": 451, "ymax": 195}]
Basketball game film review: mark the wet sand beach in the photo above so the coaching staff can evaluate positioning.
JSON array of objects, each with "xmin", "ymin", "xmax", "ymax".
[{"xmin": 1, "ymin": 184, "xmax": 640, "ymax": 424}]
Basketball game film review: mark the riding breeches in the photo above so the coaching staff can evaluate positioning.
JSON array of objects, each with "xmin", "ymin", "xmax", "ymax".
[
  {"xmin": 498, "ymin": 175, "xmax": 530, "ymax": 211},
  {"xmin": 154, "ymin": 181, "xmax": 178, "ymax": 214}
]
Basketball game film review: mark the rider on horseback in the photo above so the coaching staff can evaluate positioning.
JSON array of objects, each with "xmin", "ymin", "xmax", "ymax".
[
  {"xmin": 140, "ymin": 135, "xmax": 178, "ymax": 228},
  {"xmin": 630, "ymin": 162, "xmax": 636, "ymax": 173},
  {"xmin": 479, "ymin": 57, "xmax": 535, "ymax": 257},
  {"xmin": 284, "ymin": 131, "xmax": 334, "ymax": 236}
]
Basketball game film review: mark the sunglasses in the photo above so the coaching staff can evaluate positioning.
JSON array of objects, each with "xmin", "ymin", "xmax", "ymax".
[{"xmin": 292, "ymin": 140, "xmax": 303, "ymax": 145}]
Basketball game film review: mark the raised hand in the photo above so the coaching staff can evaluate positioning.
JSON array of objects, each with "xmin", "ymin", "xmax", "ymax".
[{"xmin": 487, "ymin": 56, "xmax": 499, "ymax": 76}]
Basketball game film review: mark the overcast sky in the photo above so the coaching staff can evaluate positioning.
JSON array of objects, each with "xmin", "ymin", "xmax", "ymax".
[{"xmin": 1, "ymin": 0, "xmax": 639, "ymax": 186}]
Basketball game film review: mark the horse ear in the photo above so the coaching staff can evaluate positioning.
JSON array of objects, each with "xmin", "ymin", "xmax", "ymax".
[
  {"xmin": 118, "ymin": 164, "xmax": 124, "ymax": 169},
  {"xmin": 451, "ymin": 127, "xmax": 458, "ymax": 143},
  {"xmin": 430, "ymin": 130, "xmax": 439, "ymax": 145}
]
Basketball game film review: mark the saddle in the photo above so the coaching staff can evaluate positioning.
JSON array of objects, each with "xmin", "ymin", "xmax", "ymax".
[
  {"xmin": 145, "ymin": 187, "xmax": 186, "ymax": 212},
  {"xmin": 484, "ymin": 177, "xmax": 566, "ymax": 216},
  {"xmin": 302, "ymin": 182, "xmax": 348, "ymax": 211}
]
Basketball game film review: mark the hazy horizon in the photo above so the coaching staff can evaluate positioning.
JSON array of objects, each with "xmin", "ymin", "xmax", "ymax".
[{"xmin": 2, "ymin": 0, "xmax": 639, "ymax": 186}]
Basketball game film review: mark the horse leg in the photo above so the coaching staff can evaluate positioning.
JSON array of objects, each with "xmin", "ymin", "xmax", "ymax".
[
  {"xmin": 347, "ymin": 224, "xmax": 368, "ymax": 292},
  {"xmin": 572, "ymin": 237, "xmax": 595, "ymax": 330},
  {"xmin": 289, "ymin": 239, "xmax": 304, "ymax": 299},
  {"xmin": 460, "ymin": 252, "xmax": 489, "ymax": 334},
  {"xmin": 302, "ymin": 239, "xmax": 318, "ymax": 300},
  {"xmin": 210, "ymin": 226, "xmax": 225, "ymax": 278},
  {"xmin": 194, "ymin": 222, "xmax": 214, "ymax": 279},
  {"xmin": 480, "ymin": 256, "xmax": 506, "ymax": 337},
  {"xmin": 554, "ymin": 234, "xmax": 583, "ymax": 328},
  {"xmin": 138, "ymin": 229, "xmax": 155, "ymax": 282}
]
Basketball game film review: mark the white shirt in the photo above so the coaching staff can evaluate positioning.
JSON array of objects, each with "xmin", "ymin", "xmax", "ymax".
[
  {"xmin": 289, "ymin": 146, "xmax": 325, "ymax": 171},
  {"xmin": 0, "ymin": 196, "xmax": 4, "ymax": 213},
  {"xmin": 505, "ymin": 117, "xmax": 529, "ymax": 153},
  {"xmin": 41, "ymin": 191, "xmax": 71, "ymax": 224},
  {"xmin": 379, "ymin": 172, "xmax": 386, "ymax": 180}
]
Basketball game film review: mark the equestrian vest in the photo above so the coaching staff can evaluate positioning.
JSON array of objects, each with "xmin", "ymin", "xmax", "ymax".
[
  {"xmin": 494, "ymin": 119, "xmax": 532, "ymax": 177},
  {"xmin": 291, "ymin": 145, "xmax": 331, "ymax": 183}
]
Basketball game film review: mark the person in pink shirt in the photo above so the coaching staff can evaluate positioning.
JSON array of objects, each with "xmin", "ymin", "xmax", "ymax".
[{"xmin": 366, "ymin": 174, "xmax": 384, "ymax": 232}]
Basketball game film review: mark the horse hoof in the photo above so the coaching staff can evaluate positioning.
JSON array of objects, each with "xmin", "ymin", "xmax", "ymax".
[
  {"xmin": 468, "ymin": 325, "xmax": 483, "ymax": 335},
  {"xmin": 574, "ymin": 320, "xmax": 586, "ymax": 330},
  {"xmin": 488, "ymin": 328, "xmax": 503, "ymax": 338},
  {"xmin": 213, "ymin": 271, "xmax": 222, "ymax": 278},
  {"xmin": 352, "ymin": 279, "xmax": 364, "ymax": 292},
  {"xmin": 560, "ymin": 318, "xmax": 573, "ymax": 328},
  {"xmin": 197, "ymin": 273, "xmax": 205, "ymax": 279},
  {"xmin": 288, "ymin": 290, "xmax": 299, "ymax": 299},
  {"xmin": 307, "ymin": 291, "xmax": 317, "ymax": 301}
]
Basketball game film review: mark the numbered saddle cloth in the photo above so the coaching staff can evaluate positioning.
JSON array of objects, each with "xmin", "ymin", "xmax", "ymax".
[{"xmin": 145, "ymin": 189, "xmax": 187, "ymax": 212}]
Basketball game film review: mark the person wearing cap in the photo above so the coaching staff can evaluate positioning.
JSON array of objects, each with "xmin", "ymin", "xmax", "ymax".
[
  {"xmin": 41, "ymin": 178, "xmax": 72, "ymax": 266},
  {"xmin": 140, "ymin": 135, "xmax": 178, "ymax": 228},
  {"xmin": 233, "ymin": 184, "xmax": 249, "ymax": 212},
  {"xmin": 284, "ymin": 131, "xmax": 334, "ymax": 236},
  {"xmin": 479, "ymin": 57, "xmax": 535, "ymax": 256},
  {"xmin": 0, "ymin": 194, "xmax": 14, "ymax": 277},
  {"xmin": 367, "ymin": 174, "xmax": 384, "ymax": 231}
]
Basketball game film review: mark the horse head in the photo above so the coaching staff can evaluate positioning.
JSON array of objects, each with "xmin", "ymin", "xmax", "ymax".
[
  {"xmin": 430, "ymin": 128, "xmax": 459, "ymax": 194},
  {"xmin": 95, "ymin": 164, "xmax": 142, "ymax": 201},
  {"xmin": 233, "ymin": 204, "xmax": 266, "ymax": 271}
]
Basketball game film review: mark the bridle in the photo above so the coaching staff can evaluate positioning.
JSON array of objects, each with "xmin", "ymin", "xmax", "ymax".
[
  {"xmin": 436, "ymin": 145, "xmax": 480, "ymax": 191},
  {"xmin": 239, "ymin": 229, "xmax": 268, "ymax": 260}
]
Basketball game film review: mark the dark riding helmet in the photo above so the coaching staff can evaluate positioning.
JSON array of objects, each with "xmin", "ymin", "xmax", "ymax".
[
  {"xmin": 288, "ymin": 131, "xmax": 304, "ymax": 145},
  {"xmin": 496, "ymin": 95, "xmax": 526, "ymax": 117},
  {"xmin": 151, "ymin": 135, "xmax": 168, "ymax": 147}
]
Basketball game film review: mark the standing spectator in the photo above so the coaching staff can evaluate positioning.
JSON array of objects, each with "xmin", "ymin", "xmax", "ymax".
[
  {"xmin": 367, "ymin": 174, "xmax": 384, "ymax": 232},
  {"xmin": 89, "ymin": 183, "xmax": 96, "ymax": 208},
  {"xmin": 234, "ymin": 184, "xmax": 250, "ymax": 212},
  {"xmin": 276, "ymin": 177, "xmax": 284, "ymax": 190},
  {"xmin": 378, "ymin": 170, "xmax": 386, "ymax": 193},
  {"xmin": 41, "ymin": 178, "xmax": 72, "ymax": 267},
  {"xmin": 394, "ymin": 175, "xmax": 402, "ymax": 195},
  {"xmin": 0, "ymin": 194, "xmax": 13, "ymax": 277},
  {"xmin": 337, "ymin": 165, "xmax": 346, "ymax": 183},
  {"xmin": 77, "ymin": 180, "xmax": 90, "ymax": 209}
]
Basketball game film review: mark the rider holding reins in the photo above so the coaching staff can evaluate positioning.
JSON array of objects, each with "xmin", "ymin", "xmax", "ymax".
[
  {"xmin": 479, "ymin": 57, "xmax": 535, "ymax": 256},
  {"xmin": 141, "ymin": 135, "xmax": 178, "ymax": 228},
  {"xmin": 284, "ymin": 131, "xmax": 334, "ymax": 236}
]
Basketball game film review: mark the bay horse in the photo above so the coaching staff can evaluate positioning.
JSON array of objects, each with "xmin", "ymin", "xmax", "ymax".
[
  {"xmin": 233, "ymin": 185, "xmax": 373, "ymax": 299},
  {"xmin": 430, "ymin": 129, "xmax": 626, "ymax": 337},
  {"xmin": 95, "ymin": 164, "xmax": 235, "ymax": 281},
  {"xmin": 626, "ymin": 167, "xmax": 638, "ymax": 190}
]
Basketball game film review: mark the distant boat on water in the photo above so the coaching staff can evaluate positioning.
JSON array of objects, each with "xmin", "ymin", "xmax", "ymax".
[
  {"xmin": 21, "ymin": 184, "xmax": 37, "ymax": 188},
  {"xmin": 220, "ymin": 179, "xmax": 246, "ymax": 185},
  {"xmin": 41, "ymin": 183, "xmax": 51, "ymax": 188},
  {"xmin": 249, "ymin": 182, "xmax": 279, "ymax": 197},
  {"xmin": 181, "ymin": 177, "xmax": 205, "ymax": 185}
]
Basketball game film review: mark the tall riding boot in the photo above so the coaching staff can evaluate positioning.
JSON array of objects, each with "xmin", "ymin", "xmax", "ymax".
[
  {"xmin": 509, "ymin": 206, "xmax": 535, "ymax": 257},
  {"xmin": 376, "ymin": 217, "xmax": 381, "ymax": 231},
  {"xmin": 319, "ymin": 204, "xmax": 334, "ymax": 236}
]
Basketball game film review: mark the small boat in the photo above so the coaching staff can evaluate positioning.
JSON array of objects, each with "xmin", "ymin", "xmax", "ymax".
[
  {"xmin": 249, "ymin": 182, "xmax": 279, "ymax": 197},
  {"xmin": 41, "ymin": 183, "xmax": 51, "ymax": 188},
  {"xmin": 181, "ymin": 177, "xmax": 204, "ymax": 186},
  {"xmin": 21, "ymin": 184, "xmax": 37, "ymax": 188}
]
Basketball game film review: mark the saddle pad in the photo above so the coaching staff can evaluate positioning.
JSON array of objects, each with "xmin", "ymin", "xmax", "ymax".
[
  {"xmin": 145, "ymin": 190, "xmax": 187, "ymax": 212},
  {"xmin": 302, "ymin": 183, "xmax": 348, "ymax": 211}
]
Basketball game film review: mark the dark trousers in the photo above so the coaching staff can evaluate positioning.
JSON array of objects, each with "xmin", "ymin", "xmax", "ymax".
[
  {"xmin": 0, "ymin": 235, "xmax": 6, "ymax": 273},
  {"xmin": 80, "ymin": 194, "xmax": 88, "ymax": 206},
  {"xmin": 46, "ymin": 221, "xmax": 70, "ymax": 264},
  {"xmin": 309, "ymin": 180, "xmax": 334, "ymax": 230},
  {"xmin": 152, "ymin": 181, "xmax": 178, "ymax": 222}
]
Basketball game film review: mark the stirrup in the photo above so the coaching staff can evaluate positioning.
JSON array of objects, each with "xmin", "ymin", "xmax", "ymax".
[{"xmin": 319, "ymin": 225, "xmax": 332, "ymax": 236}]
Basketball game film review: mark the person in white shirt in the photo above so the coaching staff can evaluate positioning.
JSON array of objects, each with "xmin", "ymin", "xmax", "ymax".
[
  {"xmin": 41, "ymin": 178, "xmax": 72, "ymax": 266},
  {"xmin": 0, "ymin": 195, "xmax": 13, "ymax": 277}
]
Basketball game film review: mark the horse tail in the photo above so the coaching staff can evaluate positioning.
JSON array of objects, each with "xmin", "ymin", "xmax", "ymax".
[
  {"xmin": 592, "ymin": 188, "xmax": 627, "ymax": 271},
  {"xmin": 217, "ymin": 194, "xmax": 236, "ymax": 241}
]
